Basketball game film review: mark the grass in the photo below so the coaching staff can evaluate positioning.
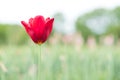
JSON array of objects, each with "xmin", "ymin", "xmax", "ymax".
[{"xmin": 0, "ymin": 44, "xmax": 120, "ymax": 80}]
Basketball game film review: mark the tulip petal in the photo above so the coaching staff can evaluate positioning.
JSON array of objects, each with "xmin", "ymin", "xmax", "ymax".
[
  {"xmin": 21, "ymin": 21, "xmax": 30, "ymax": 31},
  {"xmin": 32, "ymin": 15, "xmax": 45, "ymax": 29},
  {"xmin": 45, "ymin": 18, "xmax": 54, "ymax": 35},
  {"xmin": 41, "ymin": 18, "xmax": 54, "ymax": 43},
  {"xmin": 21, "ymin": 21, "xmax": 38, "ymax": 43},
  {"xmin": 27, "ymin": 29, "xmax": 39, "ymax": 43},
  {"xmin": 29, "ymin": 18, "xmax": 33, "ymax": 27},
  {"xmin": 32, "ymin": 15, "xmax": 46, "ymax": 40},
  {"xmin": 46, "ymin": 17, "xmax": 50, "ymax": 22}
]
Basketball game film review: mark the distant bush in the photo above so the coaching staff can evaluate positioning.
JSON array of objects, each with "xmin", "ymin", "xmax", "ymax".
[
  {"xmin": 0, "ymin": 24, "xmax": 28, "ymax": 45},
  {"xmin": 0, "ymin": 24, "xmax": 7, "ymax": 44}
]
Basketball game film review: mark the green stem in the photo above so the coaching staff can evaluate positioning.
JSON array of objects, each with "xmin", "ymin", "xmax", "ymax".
[
  {"xmin": 31, "ymin": 45, "xmax": 36, "ymax": 80},
  {"xmin": 37, "ymin": 45, "xmax": 41, "ymax": 80},
  {"xmin": 0, "ymin": 70, "xmax": 1, "ymax": 80}
]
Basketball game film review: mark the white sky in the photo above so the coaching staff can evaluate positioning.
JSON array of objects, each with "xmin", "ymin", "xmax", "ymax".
[{"xmin": 0, "ymin": 0, "xmax": 120, "ymax": 24}]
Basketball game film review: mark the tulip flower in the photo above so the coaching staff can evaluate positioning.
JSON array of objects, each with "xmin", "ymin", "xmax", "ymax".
[{"xmin": 21, "ymin": 15, "xmax": 54, "ymax": 44}]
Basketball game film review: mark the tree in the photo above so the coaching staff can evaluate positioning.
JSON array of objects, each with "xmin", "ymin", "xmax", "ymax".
[
  {"xmin": 104, "ymin": 6, "xmax": 120, "ymax": 40},
  {"xmin": 75, "ymin": 8, "xmax": 109, "ymax": 42},
  {"xmin": 53, "ymin": 12, "xmax": 66, "ymax": 34}
]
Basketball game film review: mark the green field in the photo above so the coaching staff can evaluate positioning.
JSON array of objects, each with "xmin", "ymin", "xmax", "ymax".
[{"xmin": 0, "ymin": 44, "xmax": 120, "ymax": 80}]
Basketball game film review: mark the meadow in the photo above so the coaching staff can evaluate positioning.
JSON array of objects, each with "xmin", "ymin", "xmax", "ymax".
[
  {"xmin": 0, "ymin": 44, "xmax": 120, "ymax": 80},
  {"xmin": 1, "ymin": 4, "xmax": 120, "ymax": 80}
]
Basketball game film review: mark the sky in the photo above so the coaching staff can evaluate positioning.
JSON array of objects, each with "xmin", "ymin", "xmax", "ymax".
[{"xmin": 0, "ymin": 0, "xmax": 120, "ymax": 24}]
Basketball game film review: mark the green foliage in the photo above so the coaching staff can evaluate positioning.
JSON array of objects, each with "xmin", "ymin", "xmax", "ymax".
[
  {"xmin": 53, "ymin": 12, "xmax": 65, "ymax": 22},
  {"xmin": 75, "ymin": 7, "xmax": 120, "ymax": 43},
  {"xmin": 105, "ymin": 25, "xmax": 120, "ymax": 37},
  {"xmin": 114, "ymin": 7, "xmax": 120, "ymax": 20},
  {"xmin": 0, "ymin": 25, "xmax": 7, "ymax": 44},
  {"xmin": 0, "ymin": 45, "xmax": 120, "ymax": 80},
  {"xmin": 0, "ymin": 24, "xmax": 28, "ymax": 45},
  {"xmin": 53, "ymin": 12, "xmax": 66, "ymax": 33},
  {"xmin": 76, "ymin": 18, "xmax": 94, "ymax": 42},
  {"xmin": 75, "ymin": 9, "xmax": 108, "ymax": 42},
  {"xmin": 104, "ymin": 6, "xmax": 120, "ymax": 39}
]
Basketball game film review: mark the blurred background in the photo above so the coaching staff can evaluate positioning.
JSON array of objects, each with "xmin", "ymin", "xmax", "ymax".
[{"xmin": 0, "ymin": 0, "xmax": 120, "ymax": 80}]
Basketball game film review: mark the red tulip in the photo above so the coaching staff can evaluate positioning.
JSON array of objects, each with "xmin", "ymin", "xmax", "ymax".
[{"xmin": 21, "ymin": 15, "xmax": 54, "ymax": 44}]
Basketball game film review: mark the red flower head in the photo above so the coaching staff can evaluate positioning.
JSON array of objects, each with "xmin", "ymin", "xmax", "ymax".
[{"xmin": 21, "ymin": 15, "xmax": 54, "ymax": 44}]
